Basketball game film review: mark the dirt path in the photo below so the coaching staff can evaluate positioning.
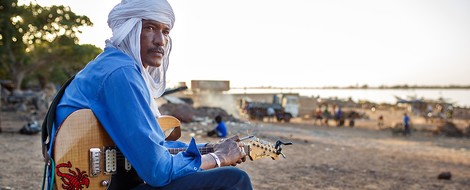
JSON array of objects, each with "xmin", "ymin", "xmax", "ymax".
[
  {"xmin": 1, "ymin": 112, "xmax": 469, "ymax": 190},
  {"xmin": 233, "ymin": 121, "xmax": 470, "ymax": 190}
]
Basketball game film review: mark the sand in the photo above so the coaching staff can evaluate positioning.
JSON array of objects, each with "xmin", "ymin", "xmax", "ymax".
[{"xmin": 0, "ymin": 110, "xmax": 469, "ymax": 190}]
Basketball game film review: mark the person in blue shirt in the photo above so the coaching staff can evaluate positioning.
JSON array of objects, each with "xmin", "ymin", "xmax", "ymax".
[
  {"xmin": 45, "ymin": 0, "xmax": 252, "ymax": 189},
  {"xmin": 403, "ymin": 113, "xmax": 411, "ymax": 135},
  {"xmin": 335, "ymin": 107, "xmax": 343, "ymax": 126},
  {"xmin": 207, "ymin": 115, "xmax": 228, "ymax": 138}
]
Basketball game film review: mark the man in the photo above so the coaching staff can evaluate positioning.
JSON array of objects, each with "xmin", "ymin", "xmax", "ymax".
[
  {"xmin": 335, "ymin": 107, "xmax": 343, "ymax": 126},
  {"xmin": 45, "ymin": 0, "xmax": 252, "ymax": 189},
  {"xmin": 323, "ymin": 106, "xmax": 330, "ymax": 126},
  {"xmin": 313, "ymin": 107, "xmax": 323, "ymax": 126},
  {"xmin": 207, "ymin": 115, "xmax": 228, "ymax": 138},
  {"xmin": 378, "ymin": 115, "xmax": 384, "ymax": 128},
  {"xmin": 267, "ymin": 106, "xmax": 275, "ymax": 122},
  {"xmin": 403, "ymin": 113, "xmax": 411, "ymax": 135}
]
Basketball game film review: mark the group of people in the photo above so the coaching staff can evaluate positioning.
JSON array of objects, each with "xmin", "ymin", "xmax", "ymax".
[
  {"xmin": 313, "ymin": 106, "xmax": 347, "ymax": 127},
  {"xmin": 313, "ymin": 105, "xmax": 412, "ymax": 135},
  {"xmin": 379, "ymin": 113, "xmax": 411, "ymax": 135},
  {"xmin": 42, "ymin": 0, "xmax": 252, "ymax": 189}
]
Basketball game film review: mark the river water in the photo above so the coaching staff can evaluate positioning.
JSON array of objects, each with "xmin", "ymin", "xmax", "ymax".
[{"xmin": 228, "ymin": 88, "xmax": 470, "ymax": 107}]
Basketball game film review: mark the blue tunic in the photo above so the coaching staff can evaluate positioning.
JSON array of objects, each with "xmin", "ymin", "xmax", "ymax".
[
  {"xmin": 215, "ymin": 121, "xmax": 228, "ymax": 138},
  {"xmin": 404, "ymin": 115, "xmax": 410, "ymax": 127},
  {"xmin": 50, "ymin": 47, "xmax": 201, "ymax": 187}
]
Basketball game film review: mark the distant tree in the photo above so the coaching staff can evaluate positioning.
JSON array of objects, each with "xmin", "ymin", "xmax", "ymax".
[
  {"xmin": 27, "ymin": 36, "xmax": 101, "ymax": 88},
  {"xmin": 0, "ymin": 0, "xmax": 93, "ymax": 90}
]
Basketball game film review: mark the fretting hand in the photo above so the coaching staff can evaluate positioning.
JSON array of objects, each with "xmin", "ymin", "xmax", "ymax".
[{"xmin": 212, "ymin": 135, "xmax": 247, "ymax": 166}]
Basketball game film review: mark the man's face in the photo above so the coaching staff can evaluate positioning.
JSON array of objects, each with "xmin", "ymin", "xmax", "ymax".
[{"xmin": 140, "ymin": 19, "xmax": 170, "ymax": 68}]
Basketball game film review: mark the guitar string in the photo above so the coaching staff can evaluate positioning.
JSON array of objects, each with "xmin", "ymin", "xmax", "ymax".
[
  {"xmin": 102, "ymin": 143, "xmax": 272, "ymax": 161},
  {"xmin": 108, "ymin": 147, "xmax": 216, "ymax": 160}
]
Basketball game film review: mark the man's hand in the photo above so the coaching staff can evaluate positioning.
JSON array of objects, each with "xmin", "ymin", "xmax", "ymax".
[{"xmin": 212, "ymin": 135, "xmax": 247, "ymax": 166}]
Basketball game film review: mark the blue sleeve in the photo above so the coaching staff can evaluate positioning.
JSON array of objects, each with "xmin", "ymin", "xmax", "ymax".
[
  {"xmin": 163, "ymin": 141, "xmax": 208, "ymax": 149},
  {"xmin": 92, "ymin": 67, "xmax": 201, "ymax": 187}
]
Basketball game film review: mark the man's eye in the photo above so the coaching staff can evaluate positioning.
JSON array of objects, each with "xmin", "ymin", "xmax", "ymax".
[
  {"xmin": 145, "ymin": 26, "xmax": 154, "ymax": 31},
  {"xmin": 163, "ymin": 30, "xmax": 170, "ymax": 35}
]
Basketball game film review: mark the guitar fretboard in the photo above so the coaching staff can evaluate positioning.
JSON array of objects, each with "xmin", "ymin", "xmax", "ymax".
[{"xmin": 168, "ymin": 147, "xmax": 214, "ymax": 155}]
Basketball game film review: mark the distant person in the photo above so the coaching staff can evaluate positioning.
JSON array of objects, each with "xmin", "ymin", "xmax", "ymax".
[
  {"xmin": 323, "ymin": 107, "xmax": 330, "ymax": 126},
  {"xmin": 378, "ymin": 115, "xmax": 384, "ymax": 128},
  {"xmin": 426, "ymin": 104, "xmax": 433, "ymax": 123},
  {"xmin": 348, "ymin": 110, "xmax": 356, "ymax": 127},
  {"xmin": 244, "ymin": 101, "xmax": 251, "ymax": 113},
  {"xmin": 335, "ymin": 107, "xmax": 343, "ymax": 126},
  {"xmin": 403, "ymin": 113, "xmax": 411, "ymax": 135},
  {"xmin": 207, "ymin": 115, "xmax": 228, "ymax": 138},
  {"xmin": 313, "ymin": 108, "xmax": 323, "ymax": 125},
  {"xmin": 267, "ymin": 106, "xmax": 275, "ymax": 122},
  {"xmin": 446, "ymin": 107, "xmax": 454, "ymax": 119}
]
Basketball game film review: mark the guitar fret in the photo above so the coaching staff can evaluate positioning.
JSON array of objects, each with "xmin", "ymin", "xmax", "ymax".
[
  {"xmin": 115, "ymin": 147, "xmax": 215, "ymax": 161},
  {"xmin": 168, "ymin": 147, "xmax": 214, "ymax": 155},
  {"xmin": 114, "ymin": 146, "xmax": 214, "ymax": 157}
]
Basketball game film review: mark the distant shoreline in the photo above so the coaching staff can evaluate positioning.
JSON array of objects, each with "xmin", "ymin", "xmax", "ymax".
[
  {"xmin": 231, "ymin": 85, "xmax": 470, "ymax": 90},
  {"xmin": 227, "ymin": 88, "xmax": 470, "ymax": 107}
]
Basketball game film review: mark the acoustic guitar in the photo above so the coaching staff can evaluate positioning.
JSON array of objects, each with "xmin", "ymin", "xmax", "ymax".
[{"xmin": 52, "ymin": 109, "xmax": 290, "ymax": 190}]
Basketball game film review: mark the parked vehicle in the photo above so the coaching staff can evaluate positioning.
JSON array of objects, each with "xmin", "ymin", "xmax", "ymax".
[{"xmin": 242, "ymin": 94, "xmax": 299, "ymax": 122}]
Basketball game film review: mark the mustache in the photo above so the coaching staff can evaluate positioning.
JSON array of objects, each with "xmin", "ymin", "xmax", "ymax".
[{"xmin": 148, "ymin": 47, "xmax": 165, "ymax": 56}]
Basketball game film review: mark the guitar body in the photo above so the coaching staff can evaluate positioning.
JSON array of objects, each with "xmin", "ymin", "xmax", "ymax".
[
  {"xmin": 53, "ymin": 109, "xmax": 181, "ymax": 190},
  {"xmin": 53, "ymin": 109, "xmax": 114, "ymax": 189}
]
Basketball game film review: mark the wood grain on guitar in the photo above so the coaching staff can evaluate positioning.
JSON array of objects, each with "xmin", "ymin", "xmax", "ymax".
[{"xmin": 52, "ymin": 109, "xmax": 291, "ymax": 189}]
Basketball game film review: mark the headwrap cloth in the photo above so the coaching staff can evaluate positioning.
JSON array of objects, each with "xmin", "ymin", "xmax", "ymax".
[{"xmin": 105, "ymin": 0, "xmax": 175, "ymax": 117}]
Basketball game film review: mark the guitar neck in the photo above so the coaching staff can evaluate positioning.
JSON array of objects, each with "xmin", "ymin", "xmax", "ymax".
[
  {"xmin": 168, "ymin": 147, "xmax": 215, "ymax": 155},
  {"xmin": 168, "ymin": 144, "xmax": 254, "ymax": 158}
]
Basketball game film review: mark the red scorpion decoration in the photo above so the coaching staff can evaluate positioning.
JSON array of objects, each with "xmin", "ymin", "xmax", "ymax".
[{"xmin": 56, "ymin": 161, "xmax": 90, "ymax": 190}]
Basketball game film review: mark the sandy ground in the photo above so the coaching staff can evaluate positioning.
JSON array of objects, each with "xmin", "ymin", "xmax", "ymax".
[{"xmin": 1, "ymin": 110, "xmax": 470, "ymax": 190}]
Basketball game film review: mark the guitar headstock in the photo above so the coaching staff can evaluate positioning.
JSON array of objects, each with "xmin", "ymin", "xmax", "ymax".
[{"xmin": 245, "ymin": 137, "xmax": 292, "ymax": 161}]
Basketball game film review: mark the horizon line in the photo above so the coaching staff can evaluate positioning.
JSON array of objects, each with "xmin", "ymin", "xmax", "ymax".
[{"xmin": 229, "ymin": 85, "xmax": 470, "ymax": 90}]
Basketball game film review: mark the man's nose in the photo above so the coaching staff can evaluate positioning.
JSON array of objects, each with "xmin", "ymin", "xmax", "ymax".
[{"xmin": 152, "ymin": 31, "xmax": 165, "ymax": 46}]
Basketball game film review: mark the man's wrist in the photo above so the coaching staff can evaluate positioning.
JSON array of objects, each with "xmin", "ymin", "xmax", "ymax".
[{"xmin": 208, "ymin": 153, "xmax": 221, "ymax": 167}]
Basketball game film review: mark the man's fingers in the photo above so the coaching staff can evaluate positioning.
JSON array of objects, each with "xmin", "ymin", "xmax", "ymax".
[
  {"xmin": 227, "ymin": 135, "xmax": 240, "ymax": 142},
  {"xmin": 218, "ymin": 135, "xmax": 240, "ymax": 143}
]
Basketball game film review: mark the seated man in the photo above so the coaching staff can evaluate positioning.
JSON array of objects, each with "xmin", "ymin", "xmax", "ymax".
[
  {"xmin": 207, "ymin": 115, "xmax": 228, "ymax": 138},
  {"xmin": 43, "ymin": 0, "xmax": 252, "ymax": 189}
]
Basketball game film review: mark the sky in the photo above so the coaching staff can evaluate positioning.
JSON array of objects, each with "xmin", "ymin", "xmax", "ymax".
[{"xmin": 22, "ymin": 0, "xmax": 470, "ymax": 88}]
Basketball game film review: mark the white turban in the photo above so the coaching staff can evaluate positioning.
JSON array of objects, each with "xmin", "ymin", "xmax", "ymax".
[{"xmin": 105, "ymin": 0, "xmax": 175, "ymax": 117}]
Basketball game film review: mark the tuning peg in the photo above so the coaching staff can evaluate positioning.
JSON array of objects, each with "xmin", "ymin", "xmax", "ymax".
[
  {"xmin": 274, "ymin": 140, "xmax": 292, "ymax": 158},
  {"xmin": 275, "ymin": 140, "xmax": 293, "ymax": 149}
]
